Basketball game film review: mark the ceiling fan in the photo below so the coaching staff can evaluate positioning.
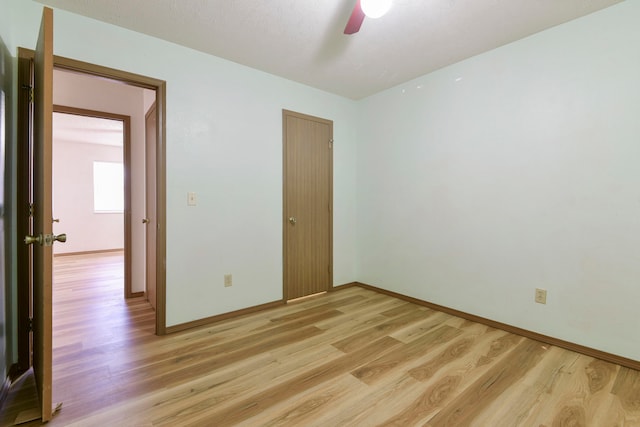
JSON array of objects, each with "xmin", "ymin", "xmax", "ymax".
[{"xmin": 344, "ymin": 0, "xmax": 393, "ymax": 34}]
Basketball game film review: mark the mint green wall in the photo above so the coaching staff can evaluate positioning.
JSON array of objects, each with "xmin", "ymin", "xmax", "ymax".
[
  {"xmin": 2, "ymin": 0, "xmax": 638, "ymax": 369},
  {"xmin": 4, "ymin": 0, "xmax": 359, "ymax": 327},
  {"xmin": 356, "ymin": 1, "xmax": 640, "ymax": 361}
]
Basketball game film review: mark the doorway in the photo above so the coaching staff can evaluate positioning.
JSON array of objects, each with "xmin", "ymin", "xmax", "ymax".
[
  {"xmin": 17, "ymin": 52, "xmax": 167, "ymax": 331},
  {"xmin": 49, "ymin": 60, "xmax": 165, "ymax": 329},
  {"xmin": 282, "ymin": 110, "xmax": 333, "ymax": 300},
  {"xmin": 51, "ymin": 107, "xmax": 130, "ymax": 307},
  {"xmin": 16, "ymin": 42, "xmax": 167, "ymax": 420},
  {"xmin": 52, "ymin": 108, "xmax": 128, "ymax": 258},
  {"xmin": 51, "ymin": 67, "xmax": 150, "ymax": 301}
]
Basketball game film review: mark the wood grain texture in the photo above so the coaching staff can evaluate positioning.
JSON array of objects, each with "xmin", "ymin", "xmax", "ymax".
[
  {"xmin": 32, "ymin": 7, "xmax": 54, "ymax": 422},
  {"xmin": 356, "ymin": 281, "xmax": 640, "ymax": 371},
  {"xmin": 1, "ymin": 252, "xmax": 639, "ymax": 426},
  {"xmin": 283, "ymin": 110, "xmax": 332, "ymax": 300}
]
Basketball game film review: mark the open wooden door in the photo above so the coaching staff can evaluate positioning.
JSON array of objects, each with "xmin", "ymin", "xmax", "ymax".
[{"xmin": 27, "ymin": 7, "xmax": 58, "ymax": 422}]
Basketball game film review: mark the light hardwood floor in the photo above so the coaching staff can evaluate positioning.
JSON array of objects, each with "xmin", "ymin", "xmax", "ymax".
[{"xmin": 1, "ymin": 252, "xmax": 640, "ymax": 426}]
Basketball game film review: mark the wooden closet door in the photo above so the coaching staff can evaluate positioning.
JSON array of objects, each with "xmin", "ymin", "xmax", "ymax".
[{"xmin": 283, "ymin": 110, "xmax": 333, "ymax": 300}]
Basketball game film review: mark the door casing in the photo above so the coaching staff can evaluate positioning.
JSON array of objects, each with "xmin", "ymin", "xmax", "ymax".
[{"xmin": 49, "ymin": 57, "xmax": 167, "ymax": 335}]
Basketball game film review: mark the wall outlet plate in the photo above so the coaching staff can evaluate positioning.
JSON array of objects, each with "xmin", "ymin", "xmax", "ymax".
[{"xmin": 535, "ymin": 288, "xmax": 547, "ymax": 304}]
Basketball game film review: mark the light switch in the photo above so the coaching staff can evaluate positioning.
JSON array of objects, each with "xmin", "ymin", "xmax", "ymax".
[{"xmin": 187, "ymin": 192, "xmax": 197, "ymax": 206}]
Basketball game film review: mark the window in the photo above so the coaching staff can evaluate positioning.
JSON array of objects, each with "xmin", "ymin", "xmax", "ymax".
[{"xmin": 93, "ymin": 161, "xmax": 123, "ymax": 213}]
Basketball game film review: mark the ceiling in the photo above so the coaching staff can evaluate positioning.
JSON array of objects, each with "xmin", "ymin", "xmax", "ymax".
[{"xmin": 37, "ymin": 0, "xmax": 623, "ymax": 100}]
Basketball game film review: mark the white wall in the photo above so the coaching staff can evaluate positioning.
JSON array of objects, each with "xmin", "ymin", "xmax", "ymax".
[
  {"xmin": 52, "ymin": 138, "xmax": 123, "ymax": 253},
  {"xmin": 356, "ymin": 1, "xmax": 640, "ymax": 361},
  {"xmin": 53, "ymin": 69, "xmax": 147, "ymax": 292},
  {"xmin": 4, "ymin": 0, "xmax": 359, "ymax": 327}
]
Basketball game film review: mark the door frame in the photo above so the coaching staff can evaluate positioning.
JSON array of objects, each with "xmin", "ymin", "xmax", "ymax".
[
  {"xmin": 52, "ymin": 56, "xmax": 167, "ymax": 335},
  {"xmin": 16, "ymin": 51, "xmax": 167, "ymax": 360},
  {"xmin": 282, "ymin": 109, "xmax": 334, "ymax": 301},
  {"xmin": 52, "ymin": 105, "xmax": 134, "ymax": 297}
]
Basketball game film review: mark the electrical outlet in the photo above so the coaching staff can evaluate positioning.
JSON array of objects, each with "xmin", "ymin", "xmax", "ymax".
[
  {"xmin": 187, "ymin": 192, "xmax": 197, "ymax": 206},
  {"xmin": 224, "ymin": 274, "xmax": 232, "ymax": 287},
  {"xmin": 535, "ymin": 288, "xmax": 547, "ymax": 304}
]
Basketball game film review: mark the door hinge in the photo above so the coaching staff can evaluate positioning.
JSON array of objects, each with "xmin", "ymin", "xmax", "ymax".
[
  {"xmin": 29, "ymin": 203, "xmax": 35, "ymax": 217},
  {"xmin": 22, "ymin": 84, "xmax": 33, "ymax": 103},
  {"xmin": 329, "ymin": 139, "xmax": 334, "ymax": 148},
  {"xmin": 28, "ymin": 317, "xmax": 34, "ymax": 332}
]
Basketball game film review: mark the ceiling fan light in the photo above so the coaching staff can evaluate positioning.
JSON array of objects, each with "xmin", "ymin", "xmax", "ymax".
[{"xmin": 360, "ymin": 0, "xmax": 392, "ymax": 19}]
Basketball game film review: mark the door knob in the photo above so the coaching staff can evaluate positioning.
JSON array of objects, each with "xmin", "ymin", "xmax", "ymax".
[
  {"xmin": 24, "ymin": 235, "xmax": 42, "ymax": 245},
  {"xmin": 288, "ymin": 217, "xmax": 297, "ymax": 225},
  {"xmin": 24, "ymin": 233, "xmax": 67, "ymax": 246},
  {"xmin": 142, "ymin": 218, "xmax": 150, "ymax": 224},
  {"xmin": 52, "ymin": 218, "xmax": 59, "ymax": 223}
]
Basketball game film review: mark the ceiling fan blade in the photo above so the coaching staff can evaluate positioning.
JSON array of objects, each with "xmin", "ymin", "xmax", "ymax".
[{"xmin": 344, "ymin": 0, "xmax": 365, "ymax": 34}]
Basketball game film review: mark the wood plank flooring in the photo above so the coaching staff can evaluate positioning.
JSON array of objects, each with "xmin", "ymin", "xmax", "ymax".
[{"xmin": 1, "ymin": 252, "xmax": 640, "ymax": 426}]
